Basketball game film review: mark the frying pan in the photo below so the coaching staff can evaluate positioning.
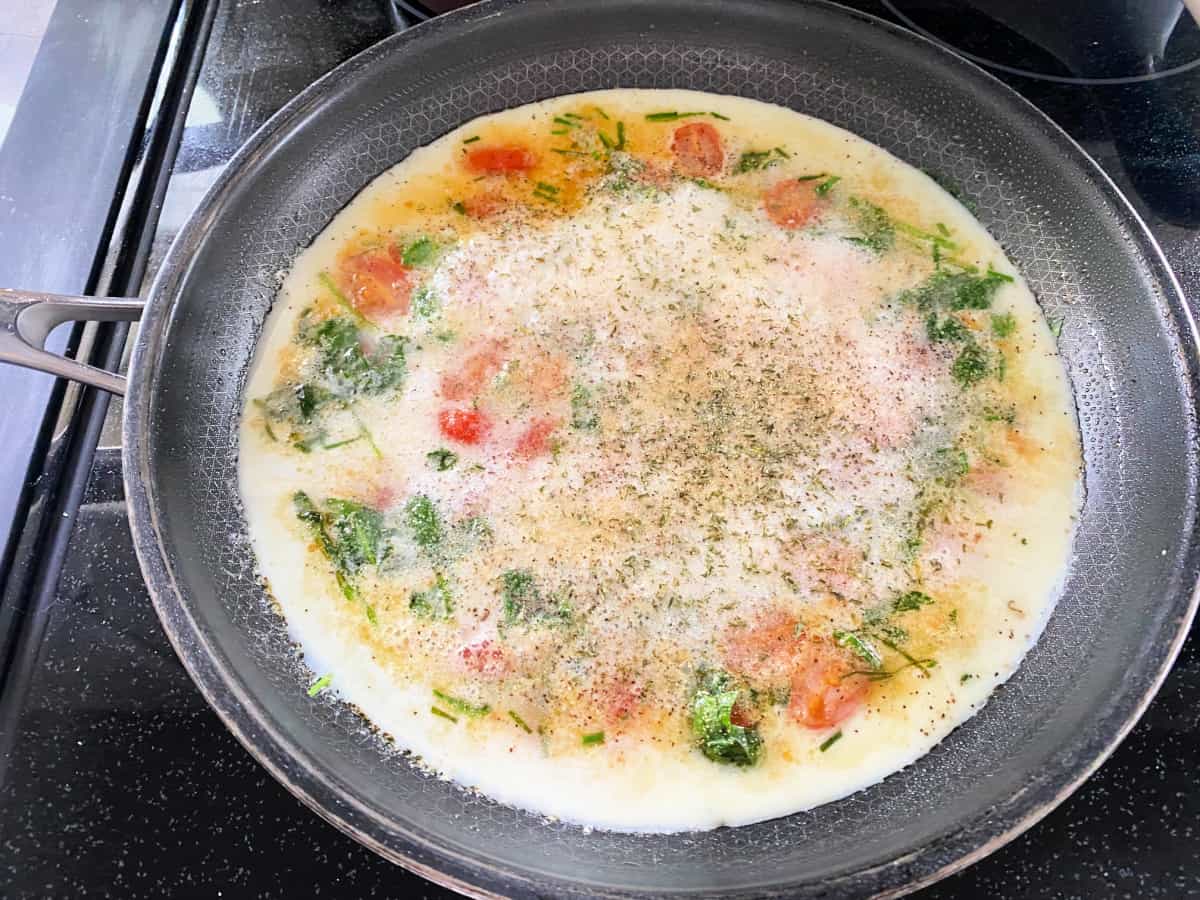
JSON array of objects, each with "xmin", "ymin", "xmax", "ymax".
[{"xmin": 1, "ymin": 1, "xmax": 1197, "ymax": 895}]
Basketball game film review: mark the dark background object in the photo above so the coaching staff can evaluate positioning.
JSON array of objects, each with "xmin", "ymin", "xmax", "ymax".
[{"xmin": 0, "ymin": 0, "xmax": 1198, "ymax": 897}]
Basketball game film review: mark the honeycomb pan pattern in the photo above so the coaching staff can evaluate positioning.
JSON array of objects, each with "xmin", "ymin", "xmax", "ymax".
[{"xmin": 124, "ymin": 1, "xmax": 1200, "ymax": 897}]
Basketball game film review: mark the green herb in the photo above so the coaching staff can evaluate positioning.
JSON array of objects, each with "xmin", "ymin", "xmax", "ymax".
[
  {"xmin": 895, "ymin": 220, "xmax": 959, "ymax": 250},
  {"xmin": 508, "ymin": 710, "xmax": 533, "ymax": 733},
  {"xmin": 815, "ymin": 174, "xmax": 841, "ymax": 196},
  {"xmin": 532, "ymin": 181, "xmax": 561, "ymax": 203},
  {"xmin": 401, "ymin": 236, "xmax": 438, "ymax": 267},
  {"xmin": 570, "ymin": 383, "xmax": 599, "ymax": 431},
  {"xmin": 581, "ymin": 731, "xmax": 606, "ymax": 746},
  {"xmin": 845, "ymin": 197, "xmax": 895, "ymax": 253},
  {"xmin": 709, "ymin": 111, "xmax": 731, "ymax": 121},
  {"xmin": 645, "ymin": 111, "xmax": 706, "ymax": 121},
  {"xmin": 451, "ymin": 200, "xmax": 467, "ymax": 215},
  {"xmin": 983, "ymin": 406, "xmax": 1015, "ymax": 424},
  {"xmin": 307, "ymin": 674, "xmax": 333, "ymax": 697},
  {"xmin": 318, "ymin": 271, "xmax": 368, "ymax": 325},
  {"xmin": 951, "ymin": 341, "xmax": 990, "ymax": 387},
  {"xmin": 736, "ymin": 150, "xmax": 778, "ymax": 173},
  {"xmin": 257, "ymin": 382, "xmax": 330, "ymax": 451},
  {"xmin": 795, "ymin": 173, "xmax": 825, "ymax": 181},
  {"xmin": 499, "ymin": 568, "xmax": 571, "ymax": 626},
  {"xmin": 550, "ymin": 128, "xmax": 568, "ymax": 136},
  {"xmin": 535, "ymin": 181, "xmax": 559, "ymax": 194},
  {"xmin": 926, "ymin": 313, "xmax": 970, "ymax": 343},
  {"xmin": 462, "ymin": 135, "xmax": 480, "ymax": 144},
  {"xmin": 405, "ymin": 494, "xmax": 443, "ymax": 549},
  {"xmin": 593, "ymin": 106, "xmax": 610, "ymax": 120},
  {"xmin": 960, "ymin": 673, "xmax": 974, "ymax": 684},
  {"xmin": 1048, "ymin": 315, "xmax": 1065, "ymax": 338},
  {"xmin": 900, "ymin": 268, "xmax": 1010, "ymax": 312},
  {"xmin": 431, "ymin": 706, "xmax": 458, "ymax": 723},
  {"xmin": 773, "ymin": 146, "xmax": 790, "ymax": 158},
  {"xmin": 411, "ymin": 285, "xmax": 439, "ymax": 319},
  {"xmin": 426, "ymin": 448, "xmax": 458, "ymax": 471},
  {"xmin": 833, "ymin": 630, "xmax": 883, "ymax": 669},
  {"xmin": 293, "ymin": 491, "xmax": 387, "ymax": 608},
  {"xmin": 300, "ymin": 316, "xmax": 406, "ymax": 396},
  {"xmin": 433, "ymin": 688, "xmax": 490, "ymax": 718},
  {"xmin": 410, "ymin": 573, "xmax": 453, "ymax": 619},
  {"xmin": 562, "ymin": 112, "xmax": 585, "ymax": 121},
  {"xmin": 691, "ymin": 670, "xmax": 763, "ymax": 767},
  {"xmin": 819, "ymin": 730, "xmax": 843, "ymax": 752},
  {"xmin": 934, "ymin": 446, "xmax": 970, "ymax": 480},
  {"xmin": 552, "ymin": 116, "xmax": 580, "ymax": 129},
  {"xmin": 893, "ymin": 590, "xmax": 934, "ymax": 612},
  {"xmin": 991, "ymin": 312, "xmax": 1017, "ymax": 337},
  {"xmin": 615, "ymin": 121, "xmax": 627, "ymax": 150}
]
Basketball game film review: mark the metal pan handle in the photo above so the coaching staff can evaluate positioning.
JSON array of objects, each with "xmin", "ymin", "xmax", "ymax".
[{"xmin": 0, "ymin": 289, "xmax": 144, "ymax": 396}]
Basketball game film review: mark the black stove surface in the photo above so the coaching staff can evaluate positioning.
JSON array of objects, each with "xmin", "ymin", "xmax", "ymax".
[{"xmin": 1, "ymin": 1, "xmax": 1198, "ymax": 897}]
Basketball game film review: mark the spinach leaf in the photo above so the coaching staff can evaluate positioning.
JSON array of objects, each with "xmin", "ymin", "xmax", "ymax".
[
  {"xmin": 293, "ymin": 491, "xmax": 386, "ymax": 608},
  {"xmin": 845, "ymin": 197, "xmax": 895, "ymax": 253},
  {"xmin": 900, "ymin": 269, "xmax": 1009, "ymax": 313},
  {"xmin": 411, "ymin": 573, "xmax": 453, "ymax": 619},
  {"xmin": 951, "ymin": 341, "xmax": 990, "ymax": 387},
  {"xmin": 405, "ymin": 494, "xmax": 443, "ymax": 549},
  {"xmin": 499, "ymin": 569, "xmax": 571, "ymax": 626},
  {"xmin": 301, "ymin": 316, "xmax": 406, "ymax": 396},
  {"xmin": 401, "ymin": 236, "xmax": 438, "ymax": 267},
  {"xmin": 691, "ymin": 670, "xmax": 763, "ymax": 767},
  {"xmin": 925, "ymin": 313, "xmax": 969, "ymax": 343}
]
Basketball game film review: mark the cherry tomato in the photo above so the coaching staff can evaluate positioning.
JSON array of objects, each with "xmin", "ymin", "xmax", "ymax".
[
  {"xmin": 788, "ymin": 649, "xmax": 868, "ymax": 730},
  {"xmin": 440, "ymin": 339, "xmax": 508, "ymax": 401},
  {"xmin": 339, "ymin": 246, "xmax": 413, "ymax": 318},
  {"xmin": 514, "ymin": 417, "xmax": 558, "ymax": 459},
  {"xmin": 670, "ymin": 122, "xmax": 724, "ymax": 177},
  {"xmin": 438, "ymin": 406, "xmax": 492, "ymax": 445},
  {"xmin": 465, "ymin": 145, "xmax": 538, "ymax": 174},
  {"xmin": 459, "ymin": 639, "xmax": 508, "ymax": 677},
  {"xmin": 763, "ymin": 178, "xmax": 823, "ymax": 229}
]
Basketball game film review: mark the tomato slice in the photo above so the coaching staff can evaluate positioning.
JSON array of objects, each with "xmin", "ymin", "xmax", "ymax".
[
  {"xmin": 339, "ymin": 246, "xmax": 413, "ymax": 318},
  {"xmin": 788, "ymin": 649, "xmax": 868, "ymax": 730},
  {"xmin": 438, "ymin": 406, "xmax": 492, "ymax": 445},
  {"xmin": 670, "ymin": 122, "xmax": 724, "ymax": 177},
  {"xmin": 465, "ymin": 145, "xmax": 538, "ymax": 174},
  {"xmin": 763, "ymin": 178, "xmax": 824, "ymax": 229},
  {"xmin": 514, "ymin": 416, "xmax": 558, "ymax": 459},
  {"xmin": 441, "ymin": 339, "xmax": 508, "ymax": 401}
]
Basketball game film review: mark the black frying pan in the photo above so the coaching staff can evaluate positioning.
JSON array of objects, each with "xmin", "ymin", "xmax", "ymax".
[{"xmin": 1, "ymin": 1, "xmax": 1197, "ymax": 896}]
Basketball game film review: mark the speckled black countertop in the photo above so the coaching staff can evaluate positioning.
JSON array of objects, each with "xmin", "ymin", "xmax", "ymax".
[{"xmin": 1, "ymin": 0, "xmax": 1198, "ymax": 897}]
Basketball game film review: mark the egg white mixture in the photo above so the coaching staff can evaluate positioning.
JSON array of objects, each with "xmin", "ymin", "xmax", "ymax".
[{"xmin": 239, "ymin": 90, "xmax": 1081, "ymax": 832}]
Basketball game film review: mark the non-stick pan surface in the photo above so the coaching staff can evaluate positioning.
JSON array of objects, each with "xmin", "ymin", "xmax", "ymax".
[{"xmin": 124, "ymin": 1, "xmax": 1200, "ymax": 896}]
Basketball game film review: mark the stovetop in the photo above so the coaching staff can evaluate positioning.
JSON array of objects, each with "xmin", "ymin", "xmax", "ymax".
[{"xmin": 1, "ymin": 1, "xmax": 1197, "ymax": 897}]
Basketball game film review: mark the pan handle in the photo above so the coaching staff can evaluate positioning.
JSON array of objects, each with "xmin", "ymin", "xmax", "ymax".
[{"xmin": 0, "ymin": 289, "xmax": 144, "ymax": 396}]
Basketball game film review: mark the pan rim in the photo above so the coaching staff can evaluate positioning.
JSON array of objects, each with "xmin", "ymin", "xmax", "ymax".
[{"xmin": 122, "ymin": 0, "xmax": 1200, "ymax": 896}]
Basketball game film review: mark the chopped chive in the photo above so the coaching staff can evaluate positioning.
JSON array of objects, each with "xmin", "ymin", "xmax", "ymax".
[
  {"xmin": 550, "ymin": 128, "xmax": 568, "ymax": 135},
  {"xmin": 582, "ymin": 731, "xmax": 605, "ymax": 746},
  {"xmin": 451, "ymin": 200, "xmax": 466, "ymax": 215},
  {"xmin": 1048, "ymin": 316, "xmax": 1064, "ymax": 338},
  {"xmin": 593, "ymin": 106, "xmax": 610, "ymax": 120},
  {"xmin": 252, "ymin": 399, "xmax": 277, "ymax": 442},
  {"xmin": 508, "ymin": 710, "xmax": 533, "ymax": 733},
  {"xmin": 774, "ymin": 146, "xmax": 790, "ymax": 158},
  {"xmin": 552, "ymin": 116, "xmax": 580, "ymax": 129},
  {"xmin": 351, "ymin": 412, "xmax": 383, "ymax": 459},
  {"xmin": 431, "ymin": 706, "xmax": 458, "ymax": 723},
  {"xmin": 307, "ymin": 674, "xmax": 332, "ymax": 697},
  {"xmin": 462, "ymin": 135, "xmax": 481, "ymax": 144},
  {"xmin": 562, "ymin": 112, "xmax": 585, "ymax": 121},
  {"xmin": 894, "ymin": 220, "xmax": 959, "ymax": 250},
  {"xmin": 936, "ymin": 222, "xmax": 950, "ymax": 236},
  {"xmin": 318, "ymin": 271, "xmax": 368, "ymax": 325},
  {"xmin": 365, "ymin": 603, "xmax": 377, "ymax": 625},
  {"xmin": 433, "ymin": 688, "xmax": 491, "ymax": 718},
  {"xmin": 815, "ymin": 174, "xmax": 841, "ymax": 196},
  {"xmin": 986, "ymin": 263, "xmax": 1015, "ymax": 282},
  {"xmin": 321, "ymin": 435, "xmax": 362, "ymax": 450},
  {"xmin": 597, "ymin": 131, "xmax": 615, "ymax": 150},
  {"xmin": 819, "ymin": 730, "xmax": 843, "ymax": 752},
  {"xmin": 535, "ymin": 181, "xmax": 560, "ymax": 194},
  {"xmin": 645, "ymin": 111, "xmax": 706, "ymax": 121},
  {"xmin": 709, "ymin": 111, "xmax": 731, "ymax": 121},
  {"xmin": 795, "ymin": 172, "xmax": 825, "ymax": 181},
  {"xmin": 616, "ymin": 121, "xmax": 626, "ymax": 151},
  {"xmin": 551, "ymin": 148, "xmax": 590, "ymax": 156}
]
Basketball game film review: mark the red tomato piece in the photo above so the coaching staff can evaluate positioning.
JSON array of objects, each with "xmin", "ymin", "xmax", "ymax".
[
  {"xmin": 462, "ymin": 191, "xmax": 507, "ymax": 219},
  {"xmin": 600, "ymin": 677, "xmax": 642, "ymax": 725},
  {"xmin": 514, "ymin": 417, "xmax": 558, "ymax": 459},
  {"xmin": 763, "ymin": 178, "xmax": 823, "ymax": 229},
  {"xmin": 788, "ymin": 649, "xmax": 868, "ymax": 730},
  {"xmin": 670, "ymin": 122, "xmax": 724, "ymax": 177},
  {"xmin": 339, "ymin": 246, "xmax": 413, "ymax": 318},
  {"xmin": 438, "ymin": 406, "xmax": 492, "ymax": 445},
  {"xmin": 440, "ymin": 339, "xmax": 508, "ymax": 401},
  {"xmin": 722, "ymin": 609, "xmax": 802, "ymax": 685},
  {"xmin": 460, "ymin": 639, "xmax": 508, "ymax": 677},
  {"xmin": 465, "ymin": 145, "xmax": 538, "ymax": 174}
]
